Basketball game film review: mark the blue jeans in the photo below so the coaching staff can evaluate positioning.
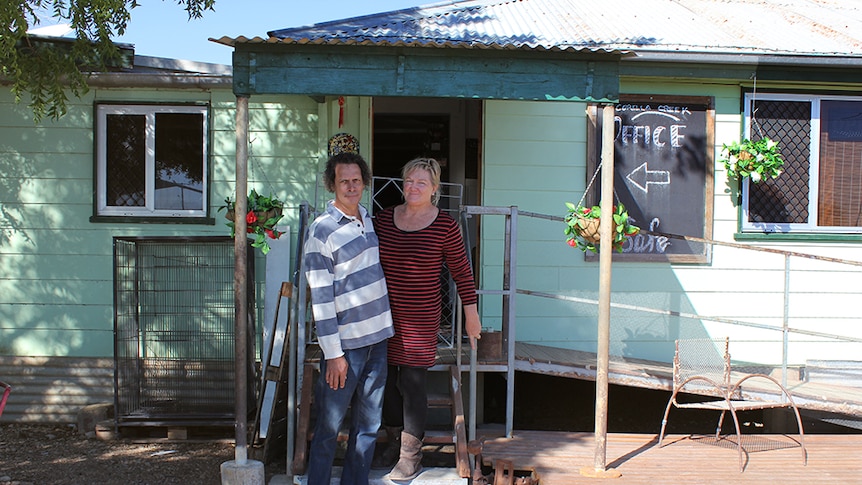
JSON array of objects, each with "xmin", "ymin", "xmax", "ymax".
[{"xmin": 306, "ymin": 340, "xmax": 388, "ymax": 485}]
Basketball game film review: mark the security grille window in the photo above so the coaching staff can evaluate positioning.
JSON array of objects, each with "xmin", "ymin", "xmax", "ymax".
[
  {"xmin": 742, "ymin": 93, "xmax": 862, "ymax": 234},
  {"xmin": 96, "ymin": 104, "xmax": 208, "ymax": 218}
]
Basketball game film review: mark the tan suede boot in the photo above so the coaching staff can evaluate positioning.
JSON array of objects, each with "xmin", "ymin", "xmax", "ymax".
[
  {"xmin": 371, "ymin": 425, "xmax": 402, "ymax": 469},
  {"xmin": 387, "ymin": 431, "xmax": 423, "ymax": 481}
]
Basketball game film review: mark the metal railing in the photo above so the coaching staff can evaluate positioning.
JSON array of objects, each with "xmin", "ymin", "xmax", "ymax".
[
  {"xmin": 460, "ymin": 205, "xmax": 862, "ymax": 437},
  {"xmin": 284, "ymin": 202, "xmax": 862, "ymax": 470}
]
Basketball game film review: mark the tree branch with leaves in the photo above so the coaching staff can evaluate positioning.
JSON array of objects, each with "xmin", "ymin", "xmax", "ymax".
[{"xmin": 1, "ymin": 0, "xmax": 215, "ymax": 122}]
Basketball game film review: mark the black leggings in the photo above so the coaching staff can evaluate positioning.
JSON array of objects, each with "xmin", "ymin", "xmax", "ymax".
[{"xmin": 382, "ymin": 365, "xmax": 427, "ymax": 440}]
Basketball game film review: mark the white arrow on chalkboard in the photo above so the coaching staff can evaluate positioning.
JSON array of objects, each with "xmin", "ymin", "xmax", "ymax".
[{"xmin": 626, "ymin": 162, "xmax": 671, "ymax": 194}]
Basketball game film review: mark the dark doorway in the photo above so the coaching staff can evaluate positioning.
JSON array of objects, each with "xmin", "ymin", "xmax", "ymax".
[
  {"xmin": 372, "ymin": 114, "xmax": 450, "ymax": 211},
  {"xmin": 370, "ymin": 98, "xmax": 482, "ymax": 277}
]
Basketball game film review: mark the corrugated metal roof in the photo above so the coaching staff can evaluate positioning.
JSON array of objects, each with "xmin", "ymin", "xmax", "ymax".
[{"xmin": 211, "ymin": 0, "xmax": 862, "ymax": 58}]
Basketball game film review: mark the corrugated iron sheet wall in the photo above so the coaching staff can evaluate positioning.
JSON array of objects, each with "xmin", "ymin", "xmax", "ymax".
[{"xmin": 0, "ymin": 356, "xmax": 114, "ymax": 423}]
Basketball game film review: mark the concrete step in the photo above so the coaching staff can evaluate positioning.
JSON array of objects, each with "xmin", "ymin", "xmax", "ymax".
[{"xmin": 270, "ymin": 467, "xmax": 467, "ymax": 485}]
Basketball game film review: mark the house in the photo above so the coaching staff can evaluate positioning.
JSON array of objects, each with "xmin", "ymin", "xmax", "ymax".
[
  {"xmin": 0, "ymin": 50, "xmax": 299, "ymax": 423},
  {"xmin": 215, "ymin": 0, "xmax": 862, "ymax": 379},
  {"xmin": 2, "ymin": 0, "xmax": 861, "ymax": 430}
]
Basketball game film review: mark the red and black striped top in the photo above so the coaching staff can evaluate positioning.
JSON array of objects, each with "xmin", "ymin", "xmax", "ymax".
[{"xmin": 376, "ymin": 206, "xmax": 478, "ymax": 368}]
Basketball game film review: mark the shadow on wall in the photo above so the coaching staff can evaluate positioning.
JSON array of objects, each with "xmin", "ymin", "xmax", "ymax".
[{"xmin": 0, "ymin": 103, "xmax": 95, "ymax": 356}]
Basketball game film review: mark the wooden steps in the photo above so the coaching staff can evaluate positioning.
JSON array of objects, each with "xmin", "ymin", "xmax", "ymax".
[{"xmin": 292, "ymin": 364, "xmax": 470, "ymax": 478}]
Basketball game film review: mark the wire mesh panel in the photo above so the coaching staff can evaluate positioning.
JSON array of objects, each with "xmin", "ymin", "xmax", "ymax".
[
  {"xmin": 748, "ymin": 99, "xmax": 812, "ymax": 224},
  {"xmin": 113, "ymin": 236, "xmax": 254, "ymax": 423},
  {"xmin": 675, "ymin": 338, "xmax": 730, "ymax": 398}
]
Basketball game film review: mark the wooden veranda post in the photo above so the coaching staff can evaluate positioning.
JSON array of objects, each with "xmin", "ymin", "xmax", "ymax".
[
  {"xmin": 233, "ymin": 95, "xmax": 250, "ymax": 464},
  {"xmin": 581, "ymin": 103, "xmax": 622, "ymax": 479}
]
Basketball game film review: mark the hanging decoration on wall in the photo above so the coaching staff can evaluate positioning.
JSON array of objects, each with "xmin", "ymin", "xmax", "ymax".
[
  {"xmin": 719, "ymin": 137, "xmax": 784, "ymax": 183},
  {"xmin": 565, "ymin": 202, "xmax": 639, "ymax": 253},
  {"xmin": 328, "ymin": 132, "xmax": 359, "ymax": 157},
  {"xmin": 564, "ymin": 161, "xmax": 639, "ymax": 253},
  {"xmin": 220, "ymin": 189, "xmax": 284, "ymax": 255},
  {"xmin": 338, "ymin": 96, "xmax": 345, "ymax": 128},
  {"xmin": 219, "ymin": 138, "xmax": 285, "ymax": 255},
  {"xmin": 718, "ymin": 73, "xmax": 785, "ymax": 184}
]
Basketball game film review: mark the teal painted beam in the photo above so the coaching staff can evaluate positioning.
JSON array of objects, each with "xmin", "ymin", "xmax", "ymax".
[
  {"xmin": 621, "ymin": 60, "xmax": 862, "ymax": 85},
  {"xmin": 233, "ymin": 44, "xmax": 620, "ymax": 103}
]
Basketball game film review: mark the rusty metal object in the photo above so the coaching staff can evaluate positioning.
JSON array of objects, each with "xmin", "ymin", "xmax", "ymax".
[
  {"xmin": 468, "ymin": 439, "xmax": 490, "ymax": 484},
  {"xmin": 469, "ymin": 439, "xmax": 540, "ymax": 485},
  {"xmin": 477, "ymin": 331, "xmax": 503, "ymax": 362},
  {"xmin": 493, "ymin": 459, "xmax": 515, "ymax": 485}
]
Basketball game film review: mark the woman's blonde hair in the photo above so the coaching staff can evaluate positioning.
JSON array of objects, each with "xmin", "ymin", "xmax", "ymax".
[{"xmin": 402, "ymin": 157, "xmax": 441, "ymax": 205}]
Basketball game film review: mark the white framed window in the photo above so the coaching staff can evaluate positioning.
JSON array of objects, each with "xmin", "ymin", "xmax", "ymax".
[
  {"xmin": 95, "ymin": 104, "xmax": 208, "ymax": 218},
  {"xmin": 741, "ymin": 93, "xmax": 862, "ymax": 234}
]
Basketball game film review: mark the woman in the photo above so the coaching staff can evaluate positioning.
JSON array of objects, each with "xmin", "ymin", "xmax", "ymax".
[{"xmin": 374, "ymin": 157, "xmax": 482, "ymax": 481}]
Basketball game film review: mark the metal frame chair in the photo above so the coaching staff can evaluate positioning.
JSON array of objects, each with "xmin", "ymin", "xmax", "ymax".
[{"xmin": 657, "ymin": 338, "xmax": 807, "ymax": 471}]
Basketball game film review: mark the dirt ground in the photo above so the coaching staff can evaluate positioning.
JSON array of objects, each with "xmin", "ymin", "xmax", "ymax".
[
  {"xmin": 2, "ymin": 373, "xmax": 855, "ymax": 484},
  {"xmin": 0, "ymin": 423, "xmax": 287, "ymax": 485}
]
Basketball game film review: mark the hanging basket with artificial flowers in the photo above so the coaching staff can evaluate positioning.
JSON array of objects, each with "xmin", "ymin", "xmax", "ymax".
[
  {"xmin": 564, "ymin": 202, "xmax": 639, "ymax": 253},
  {"xmin": 718, "ymin": 137, "xmax": 784, "ymax": 183},
  {"xmin": 219, "ymin": 189, "xmax": 284, "ymax": 255}
]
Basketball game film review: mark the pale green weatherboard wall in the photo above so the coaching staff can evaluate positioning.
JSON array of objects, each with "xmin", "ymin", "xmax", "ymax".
[
  {"xmin": 3, "ymin": 76, "xmax": 862, "ymax": 372},
  {"xmin": 0, "ymin": 87, "xmax": 322, "ymax": 359},
  {"xmin": 480, "ymin": 78, "xmax": 862, "ymax": 366}
]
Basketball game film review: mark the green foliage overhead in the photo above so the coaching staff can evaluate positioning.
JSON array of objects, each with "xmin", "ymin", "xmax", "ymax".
[{"xmin": 1, "ymin": 0, "xmax": 216, "ymax": 123}]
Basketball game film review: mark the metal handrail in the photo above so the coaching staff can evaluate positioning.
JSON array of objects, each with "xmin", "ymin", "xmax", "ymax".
[
  {"xmin": 459, "ymin": 204, "xmax": 862, "ymax": 444},
  {"xmin": 284, "ymin": 202, "xmax": 862, "ymax": 473},
  {"xmin": 515, "ymin": 289, "xmax": 862, "ymax": 344}
]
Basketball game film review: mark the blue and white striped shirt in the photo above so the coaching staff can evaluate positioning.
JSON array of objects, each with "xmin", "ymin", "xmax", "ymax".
[{"xmin": 304, "ymin": 200, "xmax": 394, "ymax": 360}]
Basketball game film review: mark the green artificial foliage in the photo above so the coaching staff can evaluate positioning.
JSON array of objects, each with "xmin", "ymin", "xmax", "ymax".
[
  {"xmin": 564, "ymin": 201, "xmax": 639, "ymax": 253},
  {"xmin": 220, "ymin": 189, "xmax": 285, "ymax": 255},
  {"xmin": 719, "ymin": 137, "xmax": 785, "ymax": 183}
]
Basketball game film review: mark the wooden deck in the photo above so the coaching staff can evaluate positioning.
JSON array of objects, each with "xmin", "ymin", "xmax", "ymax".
[
  {"xmin": 476, "ymin": 430, "xmax": 861, "ymax": 484},
  {"xmin": 296, "ymin": 343, "xmax": 862, "ymax": 483},
  {"xmin": 443, "ymin": 342, "xmax": 862, "ymax": 483}
]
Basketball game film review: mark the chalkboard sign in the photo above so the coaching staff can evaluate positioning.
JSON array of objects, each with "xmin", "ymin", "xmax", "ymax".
[{"xmin": 585, "ymin": 95, "xmax": 714, "ymax": 263}]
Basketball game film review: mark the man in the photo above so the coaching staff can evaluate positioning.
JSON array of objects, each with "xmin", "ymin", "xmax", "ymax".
[{"xmin": 304, "ymin": 151, "xmax": 394, "ymax": 485}]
